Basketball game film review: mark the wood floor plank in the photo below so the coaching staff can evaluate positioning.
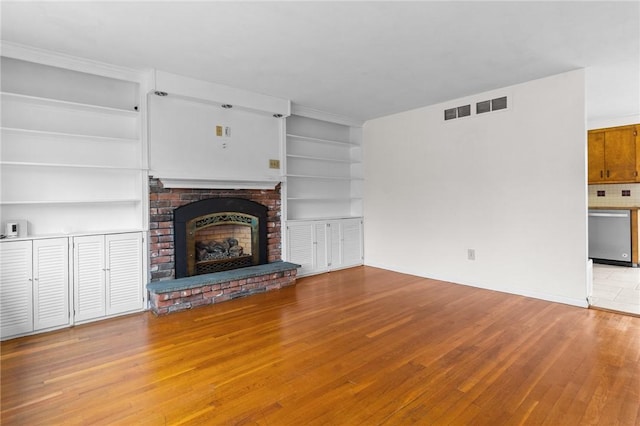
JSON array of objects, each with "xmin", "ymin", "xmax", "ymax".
[{"xmin": 2, "ymin": 266, "xmax": 639, "ymax": 425}]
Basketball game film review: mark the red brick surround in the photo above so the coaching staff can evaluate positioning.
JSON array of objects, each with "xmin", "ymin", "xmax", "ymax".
[{"xmin": 149, "ymin": 178, "xmax": 282, "ymax": 282}]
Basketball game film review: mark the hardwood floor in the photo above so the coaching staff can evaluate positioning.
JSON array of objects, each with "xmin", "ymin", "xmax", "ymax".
[{"xmin": 2, "ymin": 266, "xmax": 639, "ymax": 425}]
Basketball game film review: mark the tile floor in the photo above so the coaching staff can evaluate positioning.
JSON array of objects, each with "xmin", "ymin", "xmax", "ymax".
[{"xmin": 590, "ymin": 263, "xmax": 640, "ymax": 315}]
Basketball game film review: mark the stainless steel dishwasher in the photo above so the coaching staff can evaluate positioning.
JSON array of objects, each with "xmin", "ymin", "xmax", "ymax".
[{"xmin": 588, "ymin": 209, "xmax": 633, "ymax": 266}]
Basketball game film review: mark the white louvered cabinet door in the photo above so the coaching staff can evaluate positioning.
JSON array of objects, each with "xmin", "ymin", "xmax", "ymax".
[
  {"xmin": 340, "ymin": 218, "xmax": 363, "ymax": 268},
  {"xmin": 314, "ymin": 222, "xmax": 329, "ymax": 270},
  {"xmin": 287, "ymin": 222, "xmax": 315, "ymax": 276},
  {"xmin": 33, "ymin": 238, "xmax": 70, "ymax": 330},
  {"xmin": 0, "ymin": 240, "xmax": 34, "ymax": 338},
  {"xmin": 73, "ymin": 235, "xmax": 106, "ymax": 322},
  {"xmin": 105, "ymin": 233, "xmax": 143, "ymax": 315}
]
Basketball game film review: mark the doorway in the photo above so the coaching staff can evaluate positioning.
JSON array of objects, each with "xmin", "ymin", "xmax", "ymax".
[{"xmin": 590, "ymin": 263, "xmax": 640, "ymax": 315}]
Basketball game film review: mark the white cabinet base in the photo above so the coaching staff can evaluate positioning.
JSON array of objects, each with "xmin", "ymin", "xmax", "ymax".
[
  {"xmin": 1, "ymin": 231, "xmax": 145, "ymax": 340},
  {"xmin": 1, "ymin": 238, "xmax": 70, "ymax": 340},
  {"xmin": 286, "ymin": 218, "xmax": 363, "ymax": 277},
  {"xmin": 74, "ymin": 232, "xmax": 144, "ymax": 324}
]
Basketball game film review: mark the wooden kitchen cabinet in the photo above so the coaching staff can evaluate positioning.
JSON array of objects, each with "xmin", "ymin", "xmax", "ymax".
[{"xmin": 588, "ymin": 124, "xmax": 639, "ymax": 183}]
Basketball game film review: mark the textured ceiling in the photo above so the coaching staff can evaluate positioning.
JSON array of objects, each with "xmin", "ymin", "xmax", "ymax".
[{"xmin": 1, "ymin": 1, "xmax": 638, "ymax": 122}]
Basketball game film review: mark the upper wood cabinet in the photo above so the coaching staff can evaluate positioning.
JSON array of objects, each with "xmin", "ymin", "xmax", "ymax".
[{"xmin": 588, "ymin": 124, "xmax": 639, "ymax": 184}]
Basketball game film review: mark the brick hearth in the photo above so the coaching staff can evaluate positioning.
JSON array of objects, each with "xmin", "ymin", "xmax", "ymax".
[{"xmin": 147, "ymin": 261, "xmax": 299, "ymax": 315}]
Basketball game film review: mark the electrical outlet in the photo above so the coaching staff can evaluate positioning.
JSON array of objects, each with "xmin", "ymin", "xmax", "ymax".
[
  {"xmin": 216, "ymin": 125, "xmax": 223, "ymax": 137},
  {"xmin": 225, "ymin": 126, "xmax": 231, "ymax": 138},
  {"xmin": 468, "ymin": 249, "xmax": 476, "ymax": 261},
  {"xmin": 269, "ymin": 159, "xmax": 280, "ymax": 169}
]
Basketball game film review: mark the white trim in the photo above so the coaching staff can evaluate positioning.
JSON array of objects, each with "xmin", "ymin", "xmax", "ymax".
[
  {"xmin": 157, "ymin": 177, "xmax": 281, "ymax": 190},
  {"xmin": 364, "ymin": 261, "xmax": 590, "ymax": 309},
  {"xmin": 291, "ymin": 104, "xmax": 364, "ymax": 127},
  {"xmin": 1, "ymin": 41, "xmax": 144, "ymax": 83},
  {"xmin": 153, "ymin": 70, "xmax": 290, "ymax": 117},
  {"xmin": 588, "ymin": 114, "xmax": 640, "ymax": 130}
]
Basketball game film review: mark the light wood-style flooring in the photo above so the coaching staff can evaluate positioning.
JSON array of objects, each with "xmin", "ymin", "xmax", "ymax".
[{"xmin": 2, "ymin": 266, "xmax": 639, "ymax": 425}]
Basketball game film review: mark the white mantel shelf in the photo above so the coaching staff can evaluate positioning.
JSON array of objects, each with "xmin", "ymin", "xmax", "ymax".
[{"xmin": 157, "ymin": 177, "xmax": 282, "ymax": 190}]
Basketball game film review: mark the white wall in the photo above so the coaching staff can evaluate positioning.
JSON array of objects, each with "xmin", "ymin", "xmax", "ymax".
[
  {"xmin": 148, "ymin": 94, "xmax": 282, "ymax": 183},
  {"xmin": 588, "ymin": 114, "xmax": 640, "ymax": 131},
  {"xmin": 363, "ymin": 70, "xmax": 588, "ymax": 307}
]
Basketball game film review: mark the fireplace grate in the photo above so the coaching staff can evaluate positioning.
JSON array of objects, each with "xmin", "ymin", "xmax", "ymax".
[{"xmin": 196, "ymin": 255, "xmax": 253, "ymax": 275}]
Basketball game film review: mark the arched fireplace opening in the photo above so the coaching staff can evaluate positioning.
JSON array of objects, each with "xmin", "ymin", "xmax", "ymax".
[{"xmin": 173, "ymin": 198, "xmax": 268, "ymax": 278}]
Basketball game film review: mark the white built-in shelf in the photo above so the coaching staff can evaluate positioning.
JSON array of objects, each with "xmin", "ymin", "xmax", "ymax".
[
  {"xmin": 286, "ymin": 216, "xmax": 363, "ymax": 223},
  {"xmin": 0, "ymin": 161, "xmax": 146, "ymax": 171},
  {"xmin": 1, "ymin": 55, "xmax": 146, "ymax": 237},
  {"xmin": 1, "ymin": 199, "xmax": 140, "ymax": 206},
  {"xmin": 287, "ymin": 197, "xmax": 362, "ymax": 201},
  {"xmin": 286, "ymin": 154, "xmax": 359, "ymax": 164},
  {"xmin": 1, "ymin": 91, "xmax": 139, "ymax": 117},
  {"xmin": 286, "ymin": 174, "xmax": 352, "ymax": 181},
  {"xmin": 286, "ymin": 133, "xmax": 355, "ymax": 146},
  {"xmin": 0, "ymin": 228, "xmax": 145, "ymax": 243},
  {"xmin": 285, "ymin": 114, "xmax": 363, "ymax": 222},
  {"xmin": 0, "ymin": 127, "xmax": 139, "ymax": 143}
]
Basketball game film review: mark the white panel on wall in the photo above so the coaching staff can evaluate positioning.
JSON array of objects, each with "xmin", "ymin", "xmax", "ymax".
[
  {"xmin": 364, "ymin": 70, "xmax": 588, "ymax": 307},
  {"xmin": 148, "ymin": 94, "xmax": 282, "ymax": 183}
]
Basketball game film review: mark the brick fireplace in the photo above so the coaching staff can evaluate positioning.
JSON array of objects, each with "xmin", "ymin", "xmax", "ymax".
[
  {"xmin": 148, "ymin": 177, "xmax": 282, "ymax": 282},
  {"xmin": 147, "ymin": 178, "xmax": 298, "ymax": 315}
]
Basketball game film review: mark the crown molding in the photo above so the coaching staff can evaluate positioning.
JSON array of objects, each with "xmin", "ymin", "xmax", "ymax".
[
  {"xmin": 1, "ymin": 41, "xmax": 145, "ymax": 82},
  {"xmin": 291, "ymin": 104, "xmax": 364, "ymax": 127}
]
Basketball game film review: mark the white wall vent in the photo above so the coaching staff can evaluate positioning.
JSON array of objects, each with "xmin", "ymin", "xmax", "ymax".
[
  {"xmin": 476, "ymin": 100, "xmax": 491, "ymax": 114},
  {"xmin": 444, "ymin": 108, "xmax": 457, "ymax": 120},
  {"xmin": 446, "ymin": 96, "xmax": 508, "ymax": 121},
  {"xmin": 491, "ymin": 96, "xmax": 507, "ymax": 111},
  {"xmin": 444, "ymin": 104, "xmax": 471, "ymax": 120}
]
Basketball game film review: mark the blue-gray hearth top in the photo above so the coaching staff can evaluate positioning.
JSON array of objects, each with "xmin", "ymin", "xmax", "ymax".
[{"xmin": 147, "ymin": 261, "xmax": 300, "ymax": 315}]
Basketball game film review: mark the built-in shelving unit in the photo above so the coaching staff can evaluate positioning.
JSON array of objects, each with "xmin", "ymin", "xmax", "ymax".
[
  {"xmin": 0, "ymin": 55, "xmax": 147, "ymax": 237},
  {"xmin": 283, "ymin": 112, "xmax": 365, "ymax": 276},
  {"xmin": 285, "ymin": 115, "xmax": 363, "ymax": 221}
]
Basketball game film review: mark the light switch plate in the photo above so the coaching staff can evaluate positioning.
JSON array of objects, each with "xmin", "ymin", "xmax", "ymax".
[{"xmin": 269, "ymin": 159, "xmax": 280, "ymax": 169}]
